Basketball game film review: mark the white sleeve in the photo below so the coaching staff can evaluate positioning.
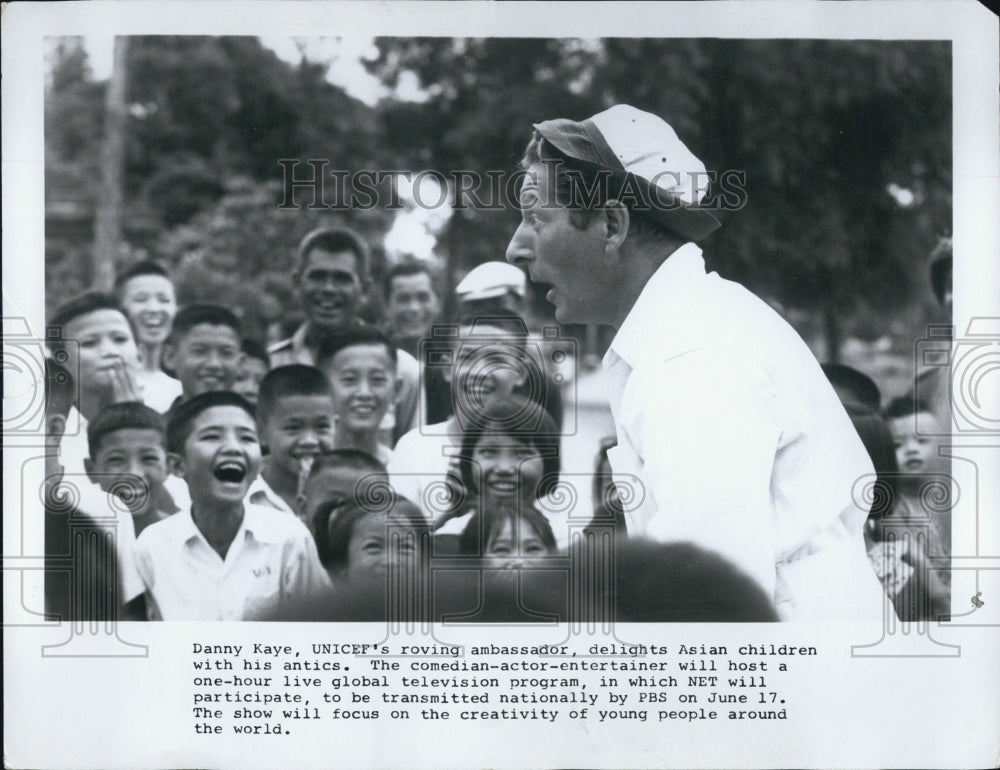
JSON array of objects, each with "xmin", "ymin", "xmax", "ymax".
[{"xmin": 624, "ymin": 351, "xmax": 781, "ymax": 599}]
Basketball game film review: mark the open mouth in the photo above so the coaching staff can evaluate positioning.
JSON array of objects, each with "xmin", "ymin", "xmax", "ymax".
[
  {"xmin": 213, "ymin": 461, "xmax": 247, "ymax": 484},
  {"xmin": 488, "ymin": 480, "xmax": 518, "ymax": 495}
]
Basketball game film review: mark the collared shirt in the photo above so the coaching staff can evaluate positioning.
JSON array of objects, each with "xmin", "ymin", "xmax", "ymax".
[
  {"xmin": 134, "ymin": 502, "xmax": 330, "ymax": 620},
  {"xmin": 246, "ymin": 473, "xmax": 295, "ymax": 515},
  {"xmin": 602, "ymin": 242, "xmax": 886, "ymax": 621},
  {"xmin": 136, "ymin": 368, "xmax": 183, "ymax": 414},
  {"xmin": 269, "ymin": 322, "xmax": 424, "ymax": 444}
]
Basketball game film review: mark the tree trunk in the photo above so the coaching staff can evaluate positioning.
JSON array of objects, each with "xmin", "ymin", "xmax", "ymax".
[{"xmin": 92, "ymin": 36, "xmax": 129, "ymax": 291}]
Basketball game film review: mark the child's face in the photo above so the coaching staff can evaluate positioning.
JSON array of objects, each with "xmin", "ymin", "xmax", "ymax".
[
  {"xmin": 325, "ymin": 344, "xmax": 397, "ymax": 434},
  {"xmin": 304, "ymin": 466, "xmax": 376, "ymax": 521},
  {"xmin": 473, "ymin": 432, "xmax": 544, "ymax": 506},
  {"xmin": 119, "ymin": 274, "xmax": 177, "ymax": 347},
  {"xmin": 233, "ymin": 356, "xmax": 268, "ymax": 404},
  {"xmin": 259, "ymin": 394, "xmax": 335, "ymax": 479},
  {"xmin": 888, "ymin": 412, "xmax": 942, "ymax": 474},
  {"xmin": 165, "ymin": 324, "xmax": 242, "ymax": 396},
  {"xmin": 87, "ymin": 428, "xmax": 167, "ymax": 517},
  {"xmin": 446, "ymin": 326, "xmax": 527, "ymax": 412},
  {"xmin": 174, "ymin": 405, "xmax": 261, "ymax": 505},
  {"xmin": 484, "ymin": 515, "xmax": 550, "ymax": 566},
  {"xmin": 345, "ymin": 512, "xmax": 416, "ymax": 582},
  {"xmin": 62, "ymin": 309, "xmax": 140, "ymax": 392}
]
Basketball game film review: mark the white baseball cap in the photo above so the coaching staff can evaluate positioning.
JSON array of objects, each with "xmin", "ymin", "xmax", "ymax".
[
  {"xmin": 531, "ymin": 104, "xmax": 721, "ymax": 241},
  {"xmin": 455, "ymin": 261, "xmax": 527, "ymax": 301}
]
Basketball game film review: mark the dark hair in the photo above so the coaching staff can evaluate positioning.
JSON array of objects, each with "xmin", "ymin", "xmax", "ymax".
[
  {"xmin": 168, "ymin": 304, "xmax": 242, "ymax": 344},
  {"xmin": 113, "ymin": 260, "xmax": 172, "ymax": 295},
  {"xmin": 45, "ymin": 358, "xmax": 76, "ymax": 419},
  {"xmin": 297, "ymin": 226, "xmax": 369, "ymax": 278},
  {"xmin": 46, "ymin": 291, "xmax": 134, "ymax": 351},
  {"xmin": 519, "ymin": 133, "xmax": 684, "ymax": 247},
  {"xmin": 457, "ymin": 505, "xmax": 557, "ymax": 558},
  {"xmin": 314, "ymin": 326, "xmax": 398, "ymax": 369},
  {"xmin": 844, "ymin": 402, "xmax": 899, "ymax": 518},
  {"xmin": 314, "ymin": 494, "xmax": 428, "ymax": 572},
  {"xmin": 241, "ymin": 338, "xmax": 270, "ymax": 368},
  {"xmin": 308, "ymin": 449, "xmax": 387, "ymax": 480},
  {"xmin": 383, "ymin": 261, "xmax": 438, "ymax": 301},
  {"xmin": 166, "ymin": 391, "xmax": 256, "ymax": 454},
  {"xmin": 884, "ymin": 394, "xmax": 934, "ymax": 421},
  {"xmin": 256, "ymin": 365, "xmax": 332, "ymax": 420},
  {"xmin": 88, "ymin": 401, "xmax": 166, "ymax": 458},
  {"xmin": 458, "ymin": 396, "xmax": 560, "ymax": 499},
  {"xmin": 590, "ymin": 540, "xmax": 779, "ymax": 622},
  {"xmin": 822, "ymin": 363, "xmax": 882, "ymax": 412}
]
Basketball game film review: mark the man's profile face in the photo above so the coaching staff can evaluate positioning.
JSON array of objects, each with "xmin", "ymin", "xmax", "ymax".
[
  {"xmin": 387, "ymin": 272, "xmax": 439, "ymax": 341},
  {"xmin": 297, "ymin": 248, "xmax": 366, "ymax": 331},
  {"xmin": 505, "ymin": 163, "xmax": 608, "ymax": 325}
]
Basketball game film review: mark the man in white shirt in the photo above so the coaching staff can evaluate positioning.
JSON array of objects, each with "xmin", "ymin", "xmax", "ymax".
[{"xmin": 506, "ymin": 104, "xmax": 886, "ymax": 621}]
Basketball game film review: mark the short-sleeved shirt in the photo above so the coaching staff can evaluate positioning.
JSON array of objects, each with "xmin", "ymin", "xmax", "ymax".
[{"xmin": 134, "ymin": 502, "xmax": 330, "ymax": 620}]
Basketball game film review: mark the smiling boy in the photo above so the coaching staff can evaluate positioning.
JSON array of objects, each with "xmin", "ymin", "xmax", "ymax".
[
  {"xmin": 161, "ymin": 304, "xmax": 244, "ymax": 411},
  {"xmin": 248, "ymin": 365, "xmax": 336, "ymax": 518},
  {"xmin": 134, "ymin": 392, "xmax": 329, "ymax": 620},
  {"xmin": 316, "ymin": 328, "xmax": 399, "ymax": 466},
  {"xmin": 85, "ymin": 402, "xmax": 172, "ymax": 537}
]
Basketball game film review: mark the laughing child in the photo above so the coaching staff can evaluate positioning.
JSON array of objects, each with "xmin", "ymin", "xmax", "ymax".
[{"xmin": 134, "ymin": 391, "xmax": 329, "ymax": 620}]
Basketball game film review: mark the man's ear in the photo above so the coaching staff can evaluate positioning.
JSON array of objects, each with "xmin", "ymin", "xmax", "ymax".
[
  {"xmin": 83, "ymin": 456, "xmax": 96, "ymax": 483},
  {"xmin": 603, "ymin": 201, "xmax": 630, "ymax": 254},
  {"xmin": 167, "ymin": 452, "xmax": 186, "ymax": 479},
  {"xmin": 392, "ymin": 374, "xmax": 402, "ymax": 405}
]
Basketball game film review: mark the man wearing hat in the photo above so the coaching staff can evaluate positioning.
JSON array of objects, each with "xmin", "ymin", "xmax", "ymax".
[{"xmin": 507, "ymin": 104, "xmax": 886, "ymax": 621}]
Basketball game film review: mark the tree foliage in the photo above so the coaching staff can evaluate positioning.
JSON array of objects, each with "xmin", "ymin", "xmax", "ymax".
[{"xmin": 45, "ymin": 35, "xmax": 950, "ymax": 358}]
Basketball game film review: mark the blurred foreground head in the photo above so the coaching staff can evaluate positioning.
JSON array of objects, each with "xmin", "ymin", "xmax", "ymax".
[{"xmin": 275, "ymin": 537, "xmax": 776, "ymax": 623}]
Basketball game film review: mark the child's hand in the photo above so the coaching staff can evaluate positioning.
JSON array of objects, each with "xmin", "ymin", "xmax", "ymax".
[
  {"xmin": 109, "ymin": 356, "xmax": 142, "ymax": 403},
  {"xmin": 868, "ymin": 540, "xmax": 913, "ymax": 596}
]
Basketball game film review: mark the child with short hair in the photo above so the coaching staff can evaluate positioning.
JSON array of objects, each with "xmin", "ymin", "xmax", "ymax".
[
  {"xmin": 303, "ymin": 449, "xmax": 388, "ymax": 534},
  {"xmin": 234, "ymin": 339, "xmax": 270, "ymax": 405},
  {"xmin": 247, "ymin": 365, "xmax": 336, "ymax": 518},
  {"xmin": 161, "ymin": 304, "xmax": 244, "ymax": 412},
  {"xmin": 114, "ymin": 261, "xmax": 182, "ymax": 412},
  {"xmin": 315, "ymin": 327, "xmax": 398, "ymax": 466},
  {"xmin": 85, "ymin": 401, "xmax": 172, "ymax": 536},
  {"xmin": 134, "ymin": 391, "xmax": 329, "ymax": 620},
  {"xmin": 877, "ymin": 396, "xmax": 951, "ymax": 620},
  {"xmin": 47, "ymin": 291, "xmax": 143, "ymax": 476}
]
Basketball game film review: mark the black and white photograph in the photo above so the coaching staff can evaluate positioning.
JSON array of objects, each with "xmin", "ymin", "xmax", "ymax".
[{"xmin": 4, "ymin": 2, "xmax": 999, "ymax": 768}]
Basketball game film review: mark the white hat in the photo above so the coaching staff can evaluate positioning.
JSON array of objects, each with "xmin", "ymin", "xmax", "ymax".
[
  {"xmin": 532, "ymin": 104, "xmax": 720, "ymax": 241},
  {"xmin": 455, "ymin": 262, "xmax": 526, "ymax": 301}
]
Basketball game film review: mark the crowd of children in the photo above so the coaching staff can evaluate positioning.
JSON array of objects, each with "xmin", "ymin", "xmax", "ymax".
[{"xmin": 41, "ymin": 226, "xmax": 953, "ymax": 623}]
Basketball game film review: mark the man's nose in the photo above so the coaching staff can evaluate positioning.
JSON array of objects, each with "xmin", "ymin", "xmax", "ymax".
[{"xmin": 505, "ymin": 223, "xmax": 532, "ymax": 267}]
